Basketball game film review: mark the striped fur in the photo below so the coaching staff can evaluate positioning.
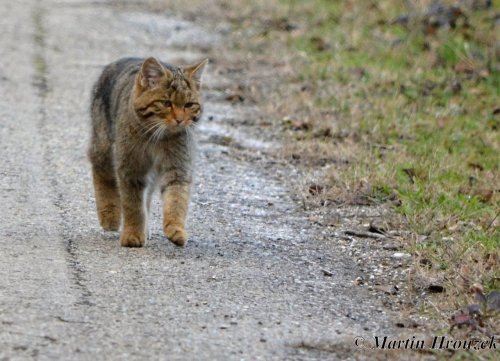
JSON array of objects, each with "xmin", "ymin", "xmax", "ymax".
[{"xmin": 88, "ymin": 57, "xmax": 207, "ymax": 247}]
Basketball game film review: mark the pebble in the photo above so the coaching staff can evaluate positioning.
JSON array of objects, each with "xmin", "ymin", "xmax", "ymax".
[{"xmin": 392, "ymin": 252, "xmax": 411, "ymax": 259}]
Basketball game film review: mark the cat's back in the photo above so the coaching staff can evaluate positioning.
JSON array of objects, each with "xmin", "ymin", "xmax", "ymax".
[{"xmin": 91, "ymin": 57, "xmax": 143, "ymax": 126}]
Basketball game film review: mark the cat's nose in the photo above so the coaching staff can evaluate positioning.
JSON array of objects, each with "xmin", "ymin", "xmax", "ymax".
[{"xmin": 176, "ymin": 118, "xmax": 183, "ymax": 125}]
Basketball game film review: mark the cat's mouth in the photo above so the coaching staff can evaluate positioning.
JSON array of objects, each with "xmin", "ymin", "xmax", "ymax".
[
  {"xmin": 164, "ymin": 117, "xmax": 193, "ymax": 128},
  {"xmin": 166, "ymin": 119, "xmax": 194, "ymax": 129}
]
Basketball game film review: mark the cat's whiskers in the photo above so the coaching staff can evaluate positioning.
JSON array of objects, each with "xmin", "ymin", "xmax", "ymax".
[
  {"xmin": 139, "ymin": 121, "xmax": 163, "ymax": 138},
  {"xmin": 127, "ymin": 121, "xmax": 163, "ymax": 154},
  {"xmin": 151, "ymin": 124, "xmax": 167, "ymax": 147}
]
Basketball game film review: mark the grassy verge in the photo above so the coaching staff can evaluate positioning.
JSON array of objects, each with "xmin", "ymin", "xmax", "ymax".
[{"xmin": 254, "ymin": 0, "xmax": 499, "ymax": 334}]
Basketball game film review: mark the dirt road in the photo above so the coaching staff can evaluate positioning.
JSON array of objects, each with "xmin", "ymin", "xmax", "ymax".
[{"xmin": 0, "ymin": 1, "xmax": 397, "ymax": 359}]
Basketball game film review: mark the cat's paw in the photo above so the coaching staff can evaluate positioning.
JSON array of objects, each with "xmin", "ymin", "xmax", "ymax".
[
  {"xmin": 100, "ymin": 217, "xmax": 120, "ymax": 232},
  {"xmin": 164, "ymin": 224, "xmax": 187, "ymax": 247},
  {"xmin": 98, "ymin": 207, "xmax": 121, "ymax": 231},
  {"xmin": 120, "ymin": 231, "xmax": 145, "ymax": 247}
]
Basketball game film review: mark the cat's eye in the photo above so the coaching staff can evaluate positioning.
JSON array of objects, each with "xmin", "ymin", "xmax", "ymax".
[
  {"xmin": 164, "ymin": 100, "xmax": 172, "ymax": 107},
  {"xmin": 184, "ymin": 102, "xmax": 196, "ymax": 108}
]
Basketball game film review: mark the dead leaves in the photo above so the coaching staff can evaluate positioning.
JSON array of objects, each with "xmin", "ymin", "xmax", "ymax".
[
  {"xmin": 281, "ymin": 116, "xmax": 337, "ymax": 142},
  {"xmin": 392, "ymin": 1, "xmax": 472, "ymax": 35},
  {"xmin": 454, "ymin": 59, "xmax": 490, "ymax": 79},
  {"xmin": 308, "ymin": 183, "xmax": 324, "ymax": 196},
  {"xmin": 225, "ymin": 93, "xmax": 244, "ymax": 103},
  {"xmin": 459, "ymin": 186, "xmax": 496, "ymax": 204},
  {"xmin": 449, "ymin": 284, "xmax": 500, "ymax": 336},
  {"xmin": 389, "ymin": 1, "xmax": 495, "ymax": 81},
  {"xmin": 421, "ymin": 4, "xmax": 468, "ymax": 35}
]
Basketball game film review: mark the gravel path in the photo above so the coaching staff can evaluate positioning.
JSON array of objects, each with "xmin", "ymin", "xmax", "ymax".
[{"xmin": 0, "ymin": 1, "xmax": 396, "ymax": 360}]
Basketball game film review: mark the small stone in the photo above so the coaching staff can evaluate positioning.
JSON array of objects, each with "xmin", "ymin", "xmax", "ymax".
[
  {"xmin": 392, "ymin": 252, "xmax": 411, "ymax": 259},
  {"xmin": 382, "ymin": 243, "xmax": 400, "ymax": 251},
  {"xmin": 375, "ymin": 285, "xmax": 399, "ymax": 295},
  {"xmin": 321, "ymin": 269, "xmax": 333, "ymax": 277}
]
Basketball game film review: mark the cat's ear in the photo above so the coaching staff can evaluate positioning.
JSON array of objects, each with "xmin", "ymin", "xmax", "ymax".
[
  {"xmin": 184, "ymin": 59, "xmax": 208, "ymax": 87},
  {"xmin": 139, "ymin": 57, "xmax": 170, "ymax": 89}
]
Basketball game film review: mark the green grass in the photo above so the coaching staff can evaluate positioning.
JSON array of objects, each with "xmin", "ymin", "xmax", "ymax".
[{"xmin": 272, "ymin": 0, "xmax": 499, "ymax": 292}]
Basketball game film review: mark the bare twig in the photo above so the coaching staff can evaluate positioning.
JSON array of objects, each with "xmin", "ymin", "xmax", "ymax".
[
  {"xmin": 343, "ymin": 230, "xmax": 388, "ymax": 241},
  {"xmin": 486, "ymin": 210, "xmax": 500, "ymax": 230}
]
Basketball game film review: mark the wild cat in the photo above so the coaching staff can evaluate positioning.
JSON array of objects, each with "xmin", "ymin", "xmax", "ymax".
[{"xmin": 88, "ymin": 57, "xmax": 207, "ymax": 247}]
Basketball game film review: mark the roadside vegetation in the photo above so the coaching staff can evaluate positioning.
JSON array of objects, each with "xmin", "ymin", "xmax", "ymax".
[
  {"xmin": 261, "ymin": 0, "xmax": 499, "ymax": 346},
  {"xmin": 275, "ymin": 3, "xmax": 499, "ymax": 269},
  {"xmin": 254, "ymin": 0, "xmax": 500, "ymax": 352},
  {"xmin": 226, "ymin": 0, "xmax": 499, "ymax": 346}
]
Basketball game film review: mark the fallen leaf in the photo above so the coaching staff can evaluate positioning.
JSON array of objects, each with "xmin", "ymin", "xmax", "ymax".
[
  {"xmin": 422, "ymin": 22, "xmax": 439, "ymax": 35},
  {"xmin": 308, "ymin": 184, "xmax": 324, "ymax": 196},
  {"xmin": 467, "ymin": 162, "xmax": 484, "ymax": 171},
  {"xmin": 451, "ymin": 312, "xmax": 473, "ymax": 326},
  {"xmin": 313, "ymin": 127, "xmax": 332, "ymax": 138},
  {"xmin": 225, "ymin": 93, "xmax": 244, "ymax": 103},
  {"xmin": 291, "ymin": 121, "xmax": 311, "ymax": 131},
  {"xmin": 454, "ymin": 60, "xmax": 475, "ymax": 74},
  {"xmin": 473, "ymin": 189, "xmax": 494, "ymax": 203}
]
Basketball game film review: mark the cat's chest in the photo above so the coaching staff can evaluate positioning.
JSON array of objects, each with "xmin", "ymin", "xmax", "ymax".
[
  {"xmin": 140, "ymin": 133, "xmax": 191, "ymax": 173},
  {"xmin": 148, "ymin": 142, "xmax": 183, "ymax": 170}
]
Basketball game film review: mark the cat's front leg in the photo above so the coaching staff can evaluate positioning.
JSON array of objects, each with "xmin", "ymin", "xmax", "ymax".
[
  {"xmin": 161, "ymin": 182, "xmax": 190, "ymax": 246},
  {"xmin": 118, "ymin": 175, "xmax": 147, "ymax": 247}
]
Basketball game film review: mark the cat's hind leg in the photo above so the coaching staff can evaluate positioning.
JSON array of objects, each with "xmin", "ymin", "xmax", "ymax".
[
  {"xmin": 89, "ymin": 149, "xmax": 121, "ymax": 231},
  {"xmin": 92, "ymin": 168, "xmax": 121, "ymax": 231}
]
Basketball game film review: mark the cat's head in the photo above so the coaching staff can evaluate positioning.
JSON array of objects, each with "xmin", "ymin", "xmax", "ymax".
[{"xmin": 132, "ymin": 57, "xmax": 207, "ymax": 133}]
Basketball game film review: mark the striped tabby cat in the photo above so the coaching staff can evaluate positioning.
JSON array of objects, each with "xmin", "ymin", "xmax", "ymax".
[{"xmin": 88, "ymin": 57, "xmax": 207, "ymax": 247}]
